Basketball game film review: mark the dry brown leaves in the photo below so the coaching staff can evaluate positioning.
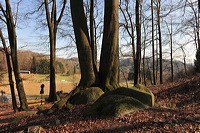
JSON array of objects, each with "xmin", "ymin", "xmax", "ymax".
[{"xmin": 0, "ymin": 75, "xmax": 200, "ymax": 132}]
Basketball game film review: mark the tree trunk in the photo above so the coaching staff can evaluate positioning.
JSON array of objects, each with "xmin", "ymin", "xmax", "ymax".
[
  {"xmin": 4, "ymin": 0, "xmax": 28, "ymax": 110},
  {"xmin": 0, "ymin": 29, "xmax": 18, "ymax": 112},
  {"xmin": 197, "ymin": 0, "xmax": 200, "ymax": 49},
  {"xmin": 156, "ymin": 0, "xmax": 163, "ymax": 84},
  {"xmin": 70, "ymin": 0, "xmax": 99, "ymax": 87},
  {"xmin": 6, "ymin": 52, "xmax": 18, "ymax": 112},
  {"xmin": 49, "ymin": 30, "xmax": 57, "ymax": 102},
  {"xmin": 134, "ymin": 0, "xmax": 142, "ymax": 86},
  {"xmin": 181, "ymin": 46, "xmax": 187, "ymax": 74},
  {"xmin": 151, "ymin": 0, "xmax": 156, "ymax": 85},
  {"xmin": 99, "ymin": 0, "xmax": 119, "ymax": 92},
  {"xmin": 170, "ymin": 21, "xmax": 174, "ymax": 82},
  {"xmin": 44, "ymin": 0, "xmax": 57, "ymax": 102},
  {"xmin": 44, "ymin": 0, "xmax": 67, "ymax": 102},
  {"xmin": 90, "ymin": 0, "xmax": 97, "ymax": 65},
  {"xmin": 142, "ymin": 21, "xmax": 146, "ymax": 86}
]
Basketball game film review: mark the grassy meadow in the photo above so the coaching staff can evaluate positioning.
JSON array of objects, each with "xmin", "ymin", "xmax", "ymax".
[{"xmin": 0, "ymin": 73, "xmax": 80, "ymax": 96}]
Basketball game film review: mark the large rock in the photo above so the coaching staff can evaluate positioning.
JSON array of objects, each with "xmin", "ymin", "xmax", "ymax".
[
  {"xmin": 99, "ymin": 86, "xmax": 155, "ymax": 107},
  {"xmin": 69, "ymin": 87, "xmax": 104, "ymax": 105},
  {"xmin": 83, "ymin": 86, "xmax": 155, "ymax": 117},
  {"xmin": 83, "ymin": 94, "xmax": 147, "ymax": 117}
]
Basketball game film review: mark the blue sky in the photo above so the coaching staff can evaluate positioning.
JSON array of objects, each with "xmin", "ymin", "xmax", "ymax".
[{"xmin": 0, "ymin": 0, "xmax": 198, "ymax": 63}]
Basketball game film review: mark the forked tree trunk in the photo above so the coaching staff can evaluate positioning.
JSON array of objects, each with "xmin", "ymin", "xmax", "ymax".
[
  {"xmin": 44, "ymin": 0, "xmax": 67, "ymax": 102},
  {"xmin": 3, "ymin": 0, "xmax": 28, "ymax": 110},
  {"xmin": 99, "ymin": 0, "xmax": 120, "ymax": 92},
  {"xmin": 48, "ymin": 0, "xmax": 120, "ymax": 114}
]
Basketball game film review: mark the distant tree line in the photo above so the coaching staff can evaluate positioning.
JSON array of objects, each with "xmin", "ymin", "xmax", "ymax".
[{"xmin": 30, "ymin": 57, "xmax": 65, "ymax": 74}]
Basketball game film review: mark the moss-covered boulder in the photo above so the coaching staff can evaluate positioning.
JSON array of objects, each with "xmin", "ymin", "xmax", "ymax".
[
  {"xmin": 134, "ymin": 84, "xmax": 153, "ymax": 94},
  {"xmin": 83, "ymin": 94, "xmax": 147, "ymax": 117},
  {"xmin": 69, "ymin": 87, "xmax": 104, "ymax": 105},
  {"xmin": 98, "ymin": 87, "xmax": 154, "ymax": 107},
  {"xmin": 83, "ymin": 86, "xmax": 155, "ymax": 117}
]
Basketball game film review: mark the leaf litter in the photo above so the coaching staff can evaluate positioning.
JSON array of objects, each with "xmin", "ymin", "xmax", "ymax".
[{"xmin": 0, "ymin": 75, "xmax": 199, "ymax": 132}]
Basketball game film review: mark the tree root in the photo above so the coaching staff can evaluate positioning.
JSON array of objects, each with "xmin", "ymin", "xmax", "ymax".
[{"xmin": 47, "ymin": 87, "xmax": 82, "ymax": 115}]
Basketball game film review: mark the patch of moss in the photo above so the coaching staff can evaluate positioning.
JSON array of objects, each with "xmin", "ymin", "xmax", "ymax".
[
  {"xmin": 83, "ymin": 85, "xmax": 155, "ymax": 117},
  {"xmin": 134, "ymin": 84, "xmax": 152, "ymax": 94},
  {"xmin": 98, "ymin": 87, "xmax": 154, "ymax": 107},
  {"xmin": 70, "ymin": 87, "xmax": 104, "ymax": 105},
  {"xmin": 83, "ymin": 94, "xmax": 147, "ymax": 117},
  {"xmin": 155, "ymin": 102, "xmax": 176, "ymax": 109},
  {"xmin": 37, "ymin": 105, "xmax": 50, "ymax": 111}
]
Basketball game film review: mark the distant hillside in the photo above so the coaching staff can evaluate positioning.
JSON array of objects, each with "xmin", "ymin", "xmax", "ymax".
[
  {"xmin": 0, "ymin": 50, "xmax": 194, "ymax": 83},
  {"xmin": 119, "ymin": 57, "xmax": 194, "ymax": 82},
  {"xmin": 0, "ymin": 50, "xmax": 79, "ymax": 75}
]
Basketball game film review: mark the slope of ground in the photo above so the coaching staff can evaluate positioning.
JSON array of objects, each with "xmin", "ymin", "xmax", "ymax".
[{"xmin": 0, "ymin": 75, "xmax": 199, "ymax": 132}]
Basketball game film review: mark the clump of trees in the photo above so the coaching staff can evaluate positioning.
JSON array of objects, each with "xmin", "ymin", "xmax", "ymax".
[{"xmin": 30, "ymin": 57, "xmax": 65, "ymax": 74}]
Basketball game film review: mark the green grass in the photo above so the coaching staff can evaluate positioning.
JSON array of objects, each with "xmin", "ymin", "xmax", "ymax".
[
  {"xmin": 31, "ymin": 74, "xmax": 80, "ymax": 82},
  {"xmin": 1, "ymin": 73, "xmax": 80, "ymax": 83},
  {"xmin": 119, "ymin": 81, "xmax": 134, "ymax": 88}
]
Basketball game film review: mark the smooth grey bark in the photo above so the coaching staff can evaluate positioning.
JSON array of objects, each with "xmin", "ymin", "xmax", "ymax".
[
  {"xmin": 99, "ymin": 0, "xmax": 120, "ymax": 92},
  {"xmin": 151, "ymin": 0, "xmax": 156, "ymax": 85},
  {"xmin": 156, "ymin": 0, "xmax": 163, "ymax": 84},
  {"xmin": 70, "ymin": 0, "xmax": 99, "ymax": 87},
  {"xmin": 134, "ymin": 0, "xmax": 142, "ymax": 86},
  {"xmin": 44, "ymin": 0, "xmax": 67, "ymax": 102}
]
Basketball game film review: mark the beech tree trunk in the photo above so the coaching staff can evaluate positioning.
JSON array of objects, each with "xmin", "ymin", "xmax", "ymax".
[
  {"xmin": 48, "ymin": 0, "xmax": 120, "ymax": 114},
  {"xmin": 151, "ymin": 0, "xmax": 156, "ymax": 85},
  {"xmin": 70, "ymin": 0, "xmax": 99, "ymax": 87},
  {"xmin": 134, "ymin": 0, "xmax": 142, "ymax": 86},
  {"xmin": 44, "ymin": 0, "xmax": 67, "ymax": 102},
  {"xmin": 156, "ymin": 0, "xmax": 163, "ymax": 84},
  {"xmin": 99, "ymin": 0, "xmax": 119, "ymax": 92},
  {"xmin": 90, "ymin": 0, "xmax": 97, "ymax": 65}
]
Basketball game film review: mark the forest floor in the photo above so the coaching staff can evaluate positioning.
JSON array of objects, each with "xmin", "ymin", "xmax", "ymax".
[{"xmin": 0, "ymin": 74, "xmax": 199, "ymax": 133}]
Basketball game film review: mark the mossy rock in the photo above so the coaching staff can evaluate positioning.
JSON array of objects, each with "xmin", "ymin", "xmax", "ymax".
[
  {"xmin": 69, "ymin": 87, "xmax": 104, "ymax": 105},
  {"xmin": 83, "ymin": 86, "xmax": 155, "ymax": 117},
  {"xmin": 83, "ymin": 94, "xmax": 147, "ymax": 117},
  {"xmin": 134, "ymin": 84, "xmax": 152, "ymax": 94},
  {"xmin": 98, "ymin": 87, "xmax": 155, "ymax": 107},
  {"xmin": 37, "ymin": 105, "xmax": 50, "ymax": 111}
]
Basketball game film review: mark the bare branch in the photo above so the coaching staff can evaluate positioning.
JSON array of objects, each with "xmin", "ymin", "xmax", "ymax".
[
  {"xmin": 57, "ymin": 0, "xmax": 67, "ymax": 25},
  {"xmin": 0, "ymin": 3, "xmax": 8, "ymax": 21},
  {"xmin": 25, "ymin": 2, "xmax": 45, "ymax": 17}
]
